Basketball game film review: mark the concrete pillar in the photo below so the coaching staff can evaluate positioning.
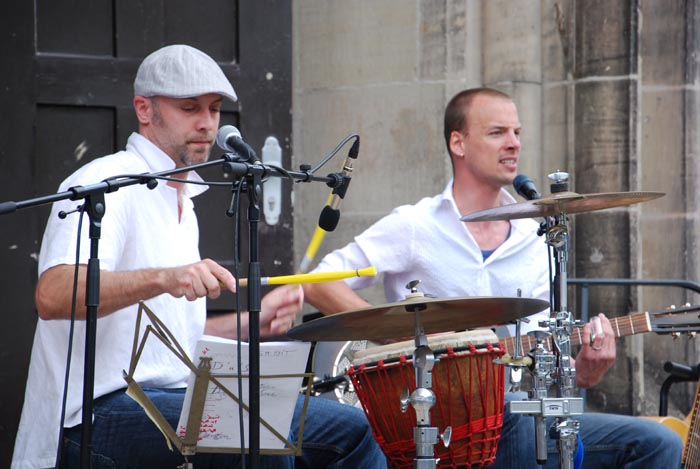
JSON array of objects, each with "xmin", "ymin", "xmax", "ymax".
[
  {"xmin": 636, "ymin": 0, "xmax": 700, "ymax": 417},
  {"xmin": 483, "ymin": 0, "xmax": 543, "ymax": 184}
]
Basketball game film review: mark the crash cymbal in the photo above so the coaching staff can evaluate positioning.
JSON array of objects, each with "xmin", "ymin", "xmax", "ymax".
[
  {"xmin": 287, "ymin": 296, "xmax": 549, "ymax": 341},
  {"xmin": 460, "ymin": 191, "xmax": 664, "ymax": 222}
]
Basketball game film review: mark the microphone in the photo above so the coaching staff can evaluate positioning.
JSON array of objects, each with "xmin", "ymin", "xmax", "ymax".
[
  {"xmin": 513, "ymin": 174, "xmax": 542, "ymax": 200},
  {"xmin": 318, "ymin": 137, "xmax": 360, "ymax": 232},
  {"xmin": 216, "ymin": 125, "xmax": 258, "ymax": 162}
]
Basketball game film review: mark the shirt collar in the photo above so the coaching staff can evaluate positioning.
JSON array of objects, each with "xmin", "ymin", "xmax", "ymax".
[
  {"xmin": 440, "ymin": 179, "xmax": 534, "ymax": 234},
  {"xmin": 440, "ymin": 179, "xmax": 518, "ymax": 212},
  {"xmin": 126, "ymin": 132, "xmax": 208, "ymax": 199}
]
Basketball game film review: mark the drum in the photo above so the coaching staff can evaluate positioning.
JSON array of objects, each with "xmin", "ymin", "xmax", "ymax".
[{"xmin": 347, "ymin": 329, "xmax": 505, "ymax": 468}]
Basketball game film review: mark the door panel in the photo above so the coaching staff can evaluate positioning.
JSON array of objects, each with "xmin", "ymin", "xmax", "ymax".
[{"xmin": 0, "ymin": 1, "xmax": 291, "ymax": 465}]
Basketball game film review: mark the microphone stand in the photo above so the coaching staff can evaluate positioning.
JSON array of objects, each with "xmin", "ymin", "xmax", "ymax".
[
  {"xmin": 219, "ymin": 157, "xmax": 350, "ymax": 468},
  {"xmin": 81, "ymin": 191, "xmax": 105, "ymax": 465},
  {"xmin": 0, "ymin": 155, "xmax": 341, "ymax": 469}
]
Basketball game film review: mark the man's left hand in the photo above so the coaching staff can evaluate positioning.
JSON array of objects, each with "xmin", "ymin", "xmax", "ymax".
[
  {"xmin": 573, "ymin": 313, "xmax": 616, "ymax": 388},
  {"xmin": 260, "ymin": 284, "xmax": 303, "ymax": 338}
]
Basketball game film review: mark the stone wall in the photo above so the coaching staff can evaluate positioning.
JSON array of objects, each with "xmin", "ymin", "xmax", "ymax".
[{"xmin": 292, "ymin": 0, "xmax": 700, "ymax": 418}]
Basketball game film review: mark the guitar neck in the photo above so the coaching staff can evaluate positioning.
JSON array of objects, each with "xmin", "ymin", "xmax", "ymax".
[{"xmin": 501, "ymin": 312, "xmax": 652, "ymax": 356}]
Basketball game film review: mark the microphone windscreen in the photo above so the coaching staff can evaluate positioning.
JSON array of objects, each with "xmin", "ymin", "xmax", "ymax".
[
  {"xmin": 319, "ymin": 206, "xmax": 340, "ymax": 232},
  {"xmin": 513, "ymin": 174, "xmax": 541, "ymax": 200},
  {"xmin": 513, "ymin": 174, "xmax": 532, "ymax": 193},
  {"xmin": 216, "ymin": 125, "xmax": 241, "ymax": 151}
]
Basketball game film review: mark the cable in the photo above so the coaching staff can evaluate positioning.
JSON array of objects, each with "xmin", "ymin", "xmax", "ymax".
[
  {"xmin": 54, "ymin": 204, "xmax": 87, "ymax": 467},
  {"xmin": 305, "ymin": 134, "xmax": 359, "ymax": 175}
]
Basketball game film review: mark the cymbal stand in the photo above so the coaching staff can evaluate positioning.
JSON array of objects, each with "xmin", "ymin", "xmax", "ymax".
[
  {"xmin": 509, "ymin": 172, "xmax": 584, "ymax": 469},
  {"xmin": 400, "ymin": 281, "xmax": 452, "ymax": 469},
  {"xmin": 503, "ymin": 289, "xmax": 530, "ymax": 392}
]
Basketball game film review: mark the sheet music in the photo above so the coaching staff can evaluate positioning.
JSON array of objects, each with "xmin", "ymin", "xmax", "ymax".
[{"xmin": 176, "ymin": 335, "xmax": 310, "ymax": 449}]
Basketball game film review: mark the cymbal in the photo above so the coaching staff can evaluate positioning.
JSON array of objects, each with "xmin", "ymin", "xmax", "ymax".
[
  {"xmin": 287, "ymin": 296, "xmax": 549, "ymax": 341},
  {"xmin": 460, "ymin": 191, "xmax": 664, "ymax": 222}
]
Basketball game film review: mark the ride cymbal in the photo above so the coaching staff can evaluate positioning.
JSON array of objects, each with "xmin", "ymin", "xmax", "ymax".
[
  {"xmin": 460, "ymin": 191, "xmax": 664, "ymax": 222},
  {"xmin": 287, "ymin": 295, "xmax": 549, "ymax": 341}
]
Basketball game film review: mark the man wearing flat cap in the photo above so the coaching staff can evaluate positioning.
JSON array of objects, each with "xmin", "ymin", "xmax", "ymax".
[{"xmin": 12, "ymin": 45, "xmax": 387, "ymax": 469}]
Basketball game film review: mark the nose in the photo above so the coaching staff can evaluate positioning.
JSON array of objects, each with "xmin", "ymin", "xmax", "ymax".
[
  {"xmin": 197, "ymin": 109, "xmax": 218, "ymax": 133},
  {"xmin": 506, "ymin": 129, "xmax": 521, "ymax": 150}
]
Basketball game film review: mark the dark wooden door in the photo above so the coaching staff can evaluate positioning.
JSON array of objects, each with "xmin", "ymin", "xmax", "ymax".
[{"xmin": 0, "ymin": 1, "xmax": 292, "ymax": 465}]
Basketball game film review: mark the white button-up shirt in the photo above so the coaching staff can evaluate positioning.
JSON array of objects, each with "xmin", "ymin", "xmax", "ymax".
[
  {"xmin": 13, "ymin": 133, "xmax": 208, "ymax": 469},
  {"xmin": 315, "ymin": 181, "xmax": 551, "ymax": 334}
]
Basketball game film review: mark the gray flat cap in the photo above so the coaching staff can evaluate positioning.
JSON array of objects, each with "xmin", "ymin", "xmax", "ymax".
[{"xmin": 134, "ymin": 44, "xmax": 237, "ymax": 102}]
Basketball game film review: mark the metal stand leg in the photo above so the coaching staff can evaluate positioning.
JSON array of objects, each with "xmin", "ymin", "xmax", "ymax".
[{"xmin": 400, "ymin": 282, "xmax": 452, "ymax": 469}]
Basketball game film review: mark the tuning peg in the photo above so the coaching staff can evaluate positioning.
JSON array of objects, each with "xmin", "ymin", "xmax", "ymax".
[
  {"xmin": 688, "ymin": 331, "xmax": 697, "ymax": 338},
  {"xmin": 672, "ymin": 332, "xmax": 680, "ymax": 339}
]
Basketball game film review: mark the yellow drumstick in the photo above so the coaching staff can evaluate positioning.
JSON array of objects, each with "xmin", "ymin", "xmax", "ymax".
[{"xmin": 221, "ymin": 266, "xmax": 377, "ymax": 289}]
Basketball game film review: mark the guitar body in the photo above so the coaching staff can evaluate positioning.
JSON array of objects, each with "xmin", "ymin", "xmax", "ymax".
[
  {"xmin": 682, "ymin": 381, "xmax": 700, "ymax": 467},
  {"xmin": 642, "ymin": 415, "xmax": 689, "ymax": 446}
]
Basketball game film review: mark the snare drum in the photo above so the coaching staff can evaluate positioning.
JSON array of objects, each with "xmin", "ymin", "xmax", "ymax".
[{"xmin": 348, "ymin": 329, "xmax": 505, "ymax": 468}]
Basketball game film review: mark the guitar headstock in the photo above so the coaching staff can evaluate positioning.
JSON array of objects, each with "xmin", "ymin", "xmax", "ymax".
[{"xmin": 649, "ymin": 304, "xmax": 700, "ymax": 336}]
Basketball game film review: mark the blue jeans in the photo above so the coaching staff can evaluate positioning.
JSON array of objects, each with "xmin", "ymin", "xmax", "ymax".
[
  {"xmin": 490, "ymin": 392, "xmax": 683, "ymax": 469},
  {"xmin": 62, "ymin": 388, "xmax": 387, "ymax": 468}
]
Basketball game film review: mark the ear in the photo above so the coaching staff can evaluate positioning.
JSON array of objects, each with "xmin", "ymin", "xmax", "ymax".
[
  {"xmin": 449, "ymin": 130, "xmax": 465, "ymax": 159},
  {"xmin": 133, "ymin": 96, "xmax": 152, "ymax": 125}
]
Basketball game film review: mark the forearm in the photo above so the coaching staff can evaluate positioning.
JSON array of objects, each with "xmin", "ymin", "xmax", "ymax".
[
  {"xmin": 304, "ymin": 280, "xmax": 370, "ymax": 315},
  {"xmin": 35, "ymin": 264, "xmax": 170, "ymax": 320}
]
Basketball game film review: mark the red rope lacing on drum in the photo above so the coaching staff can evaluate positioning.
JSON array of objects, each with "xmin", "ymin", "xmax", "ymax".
[{"xmin": 348, "ymin": 343, "xmax": 505, "ymax": 469}]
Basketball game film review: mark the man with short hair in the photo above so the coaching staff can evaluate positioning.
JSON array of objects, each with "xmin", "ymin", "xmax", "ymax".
[
  {"xmin": 12, "ymin": 44, "xmax": 386, "ymax": 469},
  {"xmin": 305, "ymin": 87, "xmax": 682, "ymax": 468}
]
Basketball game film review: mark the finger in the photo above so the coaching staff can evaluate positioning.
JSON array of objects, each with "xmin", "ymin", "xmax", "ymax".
[
  {"xmin": 590, "ymin": 315, "xmax": 604, "ymax": 346},
  {"xmin": 269, "ymin": 316, "xmax": 294, "ymax": 335},
  {"xmin": 274, "ymin": 304, "xmax": 299, "ymax": 323},
  {"xmin": 599, "ymin": 313, "xmax": 615, "ymax": 336},
  {"xmin": 188, "ymin": 278, "xmax": 208, "ymax": 301},
  {"xmin": 274, "ymin": 284, "xmax": 303, "ymax": 309},
  {"xmin": 293, "ymin": 284, "xmax": 304, "ymax": 307},
  {"xmin": 199, "ymin": 259, "xmax": 234, "ymax": 293},
  {"xmin": 580, "ymin": 322, "xmax": 592, "ymax": 348}
]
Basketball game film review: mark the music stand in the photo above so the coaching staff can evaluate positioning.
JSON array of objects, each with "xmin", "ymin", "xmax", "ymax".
[{"xmin": 123, "ymin": 302, "xmax": 313, "ymax": 459}]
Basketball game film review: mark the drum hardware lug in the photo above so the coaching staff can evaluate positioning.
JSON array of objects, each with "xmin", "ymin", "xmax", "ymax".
[
  {"xmin": 409, "ymin": 387, "xmax": 436, "ymax": 425},
  {"xmin": 504, "ymin": 309, "xmax": 531, "ymax": 391},
  {"xmin": 441, "ymin": 425, "xmax": 452, "ymax": 448},
  {"xmin": 400, "ymin": 387, "xmax": 410, "ymax": 413},
  {"xmin": 413, "ymin": 425, "xmax": 440, "ymax": 465},
  {"xmin": 413, "ymin": 345, "xmax": 435, "ymax": 389},
  {"xmin": 509, "ymin": 366, "xmax": 523, "ymax": 392}
]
